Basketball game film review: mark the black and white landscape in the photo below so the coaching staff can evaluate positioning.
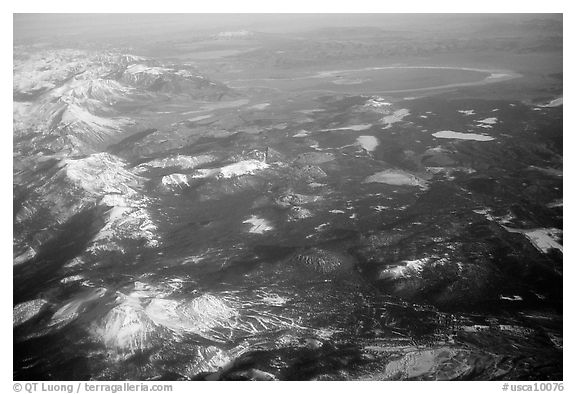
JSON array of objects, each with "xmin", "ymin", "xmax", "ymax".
[{"xmin": 13, "ymin": 14, "xmax": 562, "ymax": 381}]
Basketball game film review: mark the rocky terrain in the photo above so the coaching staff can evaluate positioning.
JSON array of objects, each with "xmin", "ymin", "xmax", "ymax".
[{"xmin": 13, "ymin": 15, "xmax": 562, "ymax": 381}]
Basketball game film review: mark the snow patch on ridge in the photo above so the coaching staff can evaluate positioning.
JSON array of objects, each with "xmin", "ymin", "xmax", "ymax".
[
  {"xmin": 219, "ymin": 160, "xmax": 269, "ymax": 178},
  {"xmin": 192, "ymin": 160, "xmax": 269, "ymax": 180},
  {"xmin": 63, "ymin": 153, "xmax": 141, "ymax": 195},
  {"xmin": 92, "ymin": 196, "xmax": 159, "ymax": 253},
  {"xmin": 140, "ymin": 154, "xmax": 217, "ymax": 171},
  {"xmin": 160, "ymin": 174, "xmax": 190, "ymax": 191},
  {"xmin": 378, "ymin": 258, "xmax": 429, "ymax": 280},
  {"xmin": 58, "ymin": 153, "xmax": 160, "ymax": 253}
]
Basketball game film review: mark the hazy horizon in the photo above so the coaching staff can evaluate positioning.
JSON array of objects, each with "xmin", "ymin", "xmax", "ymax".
[{"xmin": 14, "ymin": 13, "xmax": 562, "ymax": 44}]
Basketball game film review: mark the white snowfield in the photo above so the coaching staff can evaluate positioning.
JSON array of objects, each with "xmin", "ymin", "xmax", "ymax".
[
  {"xmin": 13, "ymin": 247, "xmax": 37, "ymax": 266},
  {"xmin": 48, "ymin": 288, "xmax": 108, "ymax": 329},
  {"xmin": 140, "ymin": 154, "xmax": 217, "ymax": 170},
  {"xmin": 500, "ymin": 295, "xmax": 523, "ymax": 301},
  {"xmin": 243, "ymin": 215, "xmax": 274, "ymax": 234},
  {"xmin": 13, "ymin": 299, "xmax": 49, "ymax": 327},
  {"xmin": 478, "ymin": 118, "xmax": 497, "ymax": 124},
  {"xmin": 123, "ymin": 63, "xmax": 207, "ymax": 83},
  {"xmin": 356, "ymin": 135, "xmax": 379, "ymax": 152},
  {"xmin": 321, "ymin": 124, "xmax": 372, "ymax": 132},
  {"xmin": 92, "ymin": 296, "xmax": 157, "ymax": 354},
  {"xmin": 14, "ymin": 48, "xmax": 224, "ymax": 156},
  {"xmin": 14, "ymin": 50, "xmax": 146, "ymax": 97},
  {"xmin": 60, "ymin": 153, "xmax": 160, "ymax": 252},
  {"xmin": 364, "ymin": 97, "xmax": 392, "ymax": 110},
  {"xmin": 14, "ymin": 97, "xmax": 133, "ymax": 155},
  {"xmin": 60, "ymin": 101, "xmax": 132, "ymax": 129},
  {"xmin": 51, "ymin": 78, "xmax": 132, "ymax": 105},
  {"xmin": 85, "ymin": 288, "xmax": 300, "ymax": 357},
  {"xmin": 504, "ymin": 227, "xmax": 563, "ymax": 254},
  {"xmin": 363, "ymin": 169, "xmax": 429, "ymax": 189},
  {"xmin": 248, "ymin": 103, "xmax": 270, "ymax": 110},
  {"xmin": 12, "ymin": 50, "xmax": 154, "ymax": 154},
  {"xmin": 288, "ymin": 206, "xmax": 313, "ymax": 221},
  {"xmin": 14, "ymin": 145, "xmax": 192, "ymax": 257},
  {"xmin": 160, "ymin": 174, "xmax": 191, "ymax": 191},
  {"xmin": 218, "ymin": 160, "xmax": 269, "ymax": 178},
  {"xmin": 378, "ymin": 258, "xmax": 428, "ymax": 280},
  {"xmin": 63, "ymin": 153, "xmax": 141, "ymax": 195},
  {"xmin": 14, "ymin": 49, "xmax": 91, "ymax": 95},
  {"xmin": 94, "ymin": 197, "xmax": 159, "ymax": 252},
  {"xmin": 13, "ymin": 49, "xmax": 240, "ymax": 268},
  {"xmin": 540, "ymin": 97, "xmax": 563, "ymax": 107},
  {"xmin": 547, "ymin": 199, "xmax": 563, "ymax": 208},
  {"xmin": 13, "ymin": 151, "xmax": 160, "ymax": 255},
  {"xmin": 192, "ymin": 159, "xmax": 269, "ymax": 180},
  {"xmin": 382, "ymin": 109, "xmax": 410, "ymax": 128},
  {"xmin": 124, "ymin": 64, "xmax": 172, "ymax": 75},
  {"xmin": 145, "ymin": 294, "xmax": 238, "ymax": 335},
  {"xmin": 432, "ymin": 130, "xmax": 495, "ymax": 141},
  {"xmin": 475, "ymin": 117, "xmax": 498, "ymax": 128},
  {"xmin": 293, "ymin": 130, "xmax": 310, "ymax": 138}
]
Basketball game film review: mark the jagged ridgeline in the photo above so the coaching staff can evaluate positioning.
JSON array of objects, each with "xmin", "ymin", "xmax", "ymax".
[{"xmin": 14, "ymin": 50, "xmax": 234, "ymax": 155}]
